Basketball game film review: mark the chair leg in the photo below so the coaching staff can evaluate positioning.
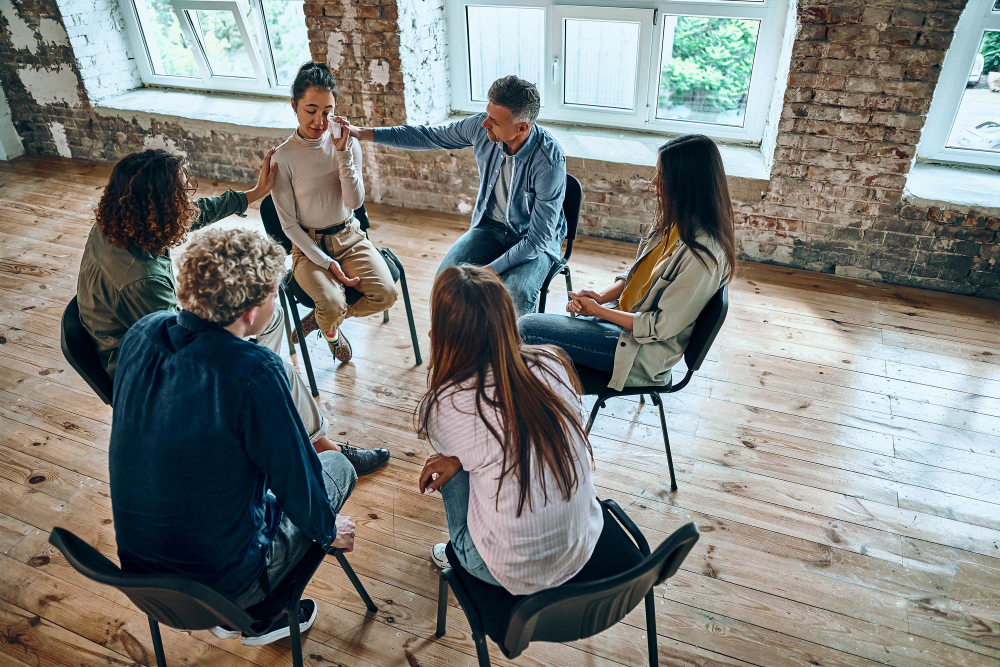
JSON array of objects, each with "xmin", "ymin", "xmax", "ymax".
[
  {"xmin": 644, "ymin": 590, "xmax": 658, "ymax": 667},
  {"xmin": 288, "ymin": 597, "xmax": 304, "ymax": 667},
  {"xmin": 383, "ymin": 310, "xmax": 390, "ymax": 323},
  {"xmin": 650, "ymin": 394, "xmax": 678, "ymax": 491},
  {"xmin": 397, "ymin": 267, "xmax": 422, "ymax": 366},
  {"xmin": 565, "ymin": 267, "xmax": 577, "ymax": 317},
  {"xmin": 148, "ymin": 617, "xmax": 167, "ymax": 667},
  {"xmin": 584, "ymin": 399, "xmax": 604, "ymax": 435},
  {"xmin": 278, "ymin": 290, "xmax": 296, "ymax": 358},
  {"xmin": 289, "ymin": 299, "xmax": 319, "ymax": 399},
  {"xmin": 334, "ymin": 550, "xmax": 377, "ymax": 612},
  {"xmin": 473, "ymin": 633, "xmax": 492, "ymax": 667},
  {"xmin": 435, "ymin": 571, "xmax": 449, "ymax": 638}
]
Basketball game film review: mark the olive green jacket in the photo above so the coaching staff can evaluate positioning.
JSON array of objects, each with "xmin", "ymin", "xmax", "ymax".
[
  {"xmin": 76, "ymin": 190, "xmax": 248, "ymax": 377},
  {"xmin": 608, "ymin": 227, "xmax": 730, "ymax": 391}
]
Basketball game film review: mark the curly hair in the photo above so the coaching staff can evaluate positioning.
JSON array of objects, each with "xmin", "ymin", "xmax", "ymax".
[
  {"xmin": 95, "ymin": 149, "xmax": 198, "ymax": 254},
  {"xmin": 176, "ymin": 228, "xmax": 286, "ymax": 326}
]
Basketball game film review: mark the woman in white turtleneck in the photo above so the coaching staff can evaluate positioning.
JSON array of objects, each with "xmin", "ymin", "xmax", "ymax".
[{"xmin": 272, "ymin": 61, "xmax": 397, "ymax": 363}]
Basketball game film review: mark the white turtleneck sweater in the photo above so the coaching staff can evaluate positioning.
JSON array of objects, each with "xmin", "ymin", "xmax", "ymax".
[{"xmin": 272, "ymin": 129, "xmax": 365, "ymax": 267}]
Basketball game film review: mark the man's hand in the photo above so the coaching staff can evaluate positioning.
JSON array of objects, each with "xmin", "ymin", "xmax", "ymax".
[
  {"xmin": 334, "ymin": 116, "xmax": 374, "ymax": 142},
  {"xmin": 244, "ymin": 148, "xmax": 277, "ymax": 205},
  {"xmin": 567, "ymin": 295, "xmax": 601, "ymax": 317},
  {"xmin": 569, "ymin": 289, "xmax": 605, "ymax": 304},
  {"xmin": 418, "ymin": 453, "xmax": 463, "ymax": 494},
  {"xmin": 331, "ymin": 514, "xmax": 356, "ymax": 552},
  {"xmin": 329, "ymin": 260, "xmax": 361, "ymax": 287}
]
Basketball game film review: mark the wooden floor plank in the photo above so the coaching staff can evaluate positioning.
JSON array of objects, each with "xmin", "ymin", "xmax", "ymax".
[{"xmin": 1, "ymin": 155, "xmax": 999, "ymax": 666}]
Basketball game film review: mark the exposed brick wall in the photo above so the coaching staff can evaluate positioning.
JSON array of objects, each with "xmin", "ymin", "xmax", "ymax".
[
  {"xmin": 757, "ymin": 0, "xmax": 997, "ymax": 297},
  {"xmin": 1, "ymin": 0, "xmax": 997, "ymax": 298}
]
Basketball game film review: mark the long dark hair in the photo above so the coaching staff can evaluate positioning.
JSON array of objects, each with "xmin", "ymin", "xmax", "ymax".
[
  {"xmin": 654, "ymin": 135, "xmax": 737, "ymax": 280},
  {"xmin": 416, "ymin": 265, "xmax": 592, "ymax": 516},
  {"xmin": 291, "ymin": 61, "xmax": 339, "ymax": 104},
  {"xmin": 95, "ymin": 149, "xmax": 197, "ymax": 254}
]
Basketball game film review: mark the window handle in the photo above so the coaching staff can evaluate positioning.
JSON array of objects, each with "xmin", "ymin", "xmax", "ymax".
[{"xmin": 551, "ymin": 57, "xmax": 559, "ymax": 84}]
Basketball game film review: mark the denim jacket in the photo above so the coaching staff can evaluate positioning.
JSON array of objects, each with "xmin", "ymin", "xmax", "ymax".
[{"xmin": 374, "ymin": 114, "xmax": 567, "ymax": 274}]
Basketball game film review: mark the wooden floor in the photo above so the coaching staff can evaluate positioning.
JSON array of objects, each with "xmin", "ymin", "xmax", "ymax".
[{"xmin": 1, "ymin": 156, "xmax": 999, "ymax": 666}]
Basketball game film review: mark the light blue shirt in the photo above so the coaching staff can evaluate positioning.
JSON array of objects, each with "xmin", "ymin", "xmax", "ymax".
[{"xmin": 374, "ymin": 114, "xmax": 567, "ymax": 273}]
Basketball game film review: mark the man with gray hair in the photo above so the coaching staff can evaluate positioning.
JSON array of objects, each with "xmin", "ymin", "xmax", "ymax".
[{"xmin": 348, "ymin": 75, "xmax": 567, "ymax": 316}]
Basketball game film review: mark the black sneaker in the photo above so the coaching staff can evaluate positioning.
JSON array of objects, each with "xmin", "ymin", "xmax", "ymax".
[
  {"xmin": 340, "ymin": 443, "xmax": 390, "ymax": 476},
  {"xmin": 242, "ymin": 599, "xmax": 317, "ymax": 646}
]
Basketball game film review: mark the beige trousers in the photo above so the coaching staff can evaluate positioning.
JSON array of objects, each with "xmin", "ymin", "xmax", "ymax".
[
  {"xmin": 291, "ymin": 219, "xmax": 398, "ymax": 335},
  {"xmin": 254, "ymin": 307, "xmax": 328, "ymax": 442}
]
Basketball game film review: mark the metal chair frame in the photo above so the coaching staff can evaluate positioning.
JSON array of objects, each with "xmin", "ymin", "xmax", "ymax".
[
  {"xmin": 581, "ymin": 284, "xmax": 730, "ymax": 491},
  {"xmin": 49, "ymin": 528, "xmax": 376, "ymax": 667},
  {"xmin": 537, "ymin": 174, "xmax": 582, "ymax": 314},
  {"xmin": 435, "ymin": 499, "xmax": 699, "ymax": 667}
]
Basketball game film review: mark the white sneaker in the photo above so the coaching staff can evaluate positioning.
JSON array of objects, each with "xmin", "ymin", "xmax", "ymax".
[
  {"xmin": 430, "ymin": 543, "xmax": 450, "ymax": 570},
  {"xmin": 242, "ymin": 599, "xmax": 318, "ymax": 646},
  {"xmin": 210, "ymin": 625, "xmax": 240, "ymax": 640}
]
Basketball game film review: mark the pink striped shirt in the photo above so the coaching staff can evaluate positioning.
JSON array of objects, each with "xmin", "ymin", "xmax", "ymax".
[{"xmin": 426, "ymin": 357, "xmax": 604, "ymax": 595}]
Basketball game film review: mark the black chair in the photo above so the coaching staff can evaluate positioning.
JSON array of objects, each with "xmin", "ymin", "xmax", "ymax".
[
  {"xmin": 435, "ymin": 499, "xmax": 699, "ymax": 667},
  {"xmin": 48, "ymin": 527, "xmax": 377, "ymax": 667},
  {"xmin": 578, "ymin": 284, "xmax": 729, "ymax": 491},
  {"xmin": 60, "ymin": 296, "xmax": 113, "ymax": 405},
  {"xmin": 260, "ymin": 196, "xmax": 422, "ymax": 398},
  {"xmin": 537, "ymin": 174, "xmax": 582, "ymax": 314}
]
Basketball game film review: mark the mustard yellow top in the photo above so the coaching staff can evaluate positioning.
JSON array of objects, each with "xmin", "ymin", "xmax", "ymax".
[{"xmin": 617, "ymin": 225, "xmax": 681, "ymax": 312}]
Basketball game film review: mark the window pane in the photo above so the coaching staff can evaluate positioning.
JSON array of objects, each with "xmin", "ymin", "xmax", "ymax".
[
  {"xmin": 133, "ymin": 0, "xmax": 199, "ymax": 77},
  {"xmin": 187, "ymin": 9, "xmax": 256, "ymax": 78},
  {"xmin": 467, "ymin": 6, "xmax": 544, "ymax": 102},
  {"xmin": 947, "ymin": 31, "xmax": 1000, "ymax": 152},
  {"xmin": 656, "ymin": 16, "xmax": 760, "ymax": 127},
  {"xmin": 262, "ymin": 0, "xmax": 311, "ymax": 85},
  {"xmin": 564, "ymin": 19, "xmax": 640, "ymax": 110}
]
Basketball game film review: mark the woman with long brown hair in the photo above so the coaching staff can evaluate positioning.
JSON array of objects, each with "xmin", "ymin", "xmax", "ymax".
[
  {"xmin": 518, "ymin": 134, "xmax": 736, "ymax": 390},
  {"xmin": 416, "ymin": 265, "xmax": 603, "ymax": 594}
]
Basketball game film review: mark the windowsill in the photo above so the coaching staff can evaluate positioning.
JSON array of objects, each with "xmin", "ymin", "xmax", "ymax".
[
  {"xmin": 441, "ymin": 114, "xmax": 771, "ymax": 200},
  {"xmin": 95, "ymin": 87, "xmax": 295, "ymax": 132},
  {"xmin": 905, "ymin": 162, "xmax": 1000, "ymax": 211}
]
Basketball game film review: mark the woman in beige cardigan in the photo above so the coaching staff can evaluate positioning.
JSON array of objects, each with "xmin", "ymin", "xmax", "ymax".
[{"xmin": 518, "ymin": 135, "xmax": 736, "ymax": 391}]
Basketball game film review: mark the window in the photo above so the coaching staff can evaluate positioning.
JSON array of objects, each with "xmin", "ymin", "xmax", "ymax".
[
  {"xmin": 119, "ymin": 0, "xmax": 311, "ymax": 95},
  {"xmin": 446, "ymin": 0, "xmax": 788, "ymax": 142},
  {"xmin": 920, "ymin": 0, "xmax": 1000, "ymax": 167}
]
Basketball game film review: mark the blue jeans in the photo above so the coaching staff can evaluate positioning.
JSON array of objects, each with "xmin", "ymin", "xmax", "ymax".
[
  {"xmin": 517, "ymin": 314, "xmax": 622, "ymax": 372},
  {"xmin": 439, "ymin": 469, "xmax": 501, "ymax": 586},
  {"xmin": 438, "ymin": 218, "xmax": 556, "ymax": 318}
]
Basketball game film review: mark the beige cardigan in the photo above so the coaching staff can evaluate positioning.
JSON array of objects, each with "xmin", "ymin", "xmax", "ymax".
[{"xmin": 608, "ymin": 227, "xmax": 730, "ymax": 390}]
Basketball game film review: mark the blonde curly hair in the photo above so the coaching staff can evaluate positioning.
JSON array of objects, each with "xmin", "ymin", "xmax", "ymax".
[{"xmin": 177, "ymin": 228, "xmax": 286, "ymax": 326}]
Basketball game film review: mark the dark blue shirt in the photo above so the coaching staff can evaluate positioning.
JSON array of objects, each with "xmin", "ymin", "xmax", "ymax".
[{"xmin": 109, "ymin": 310, "xmax": 337, "ymax": 599}]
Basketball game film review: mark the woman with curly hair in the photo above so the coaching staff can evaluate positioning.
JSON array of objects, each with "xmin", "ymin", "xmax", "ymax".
[
  {"xmin": 78, "ymin": 148, "xmax": 274, "ymax": 376},
  {"xmin": 76, "ymin": 148, "xmax": 391, "ymax": 472}
]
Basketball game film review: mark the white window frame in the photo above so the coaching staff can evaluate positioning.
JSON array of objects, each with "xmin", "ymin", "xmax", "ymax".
[
  {"xmin": 120, "ymin": 0, "xmax": 293, "ymax": 96},
  {"xmin": 920, "ymin": 0, "xmax": 1000, "ymax": 168},
  {"xmin": 446, "ymin": 0, "xmax": 788, "ymax": 142}
]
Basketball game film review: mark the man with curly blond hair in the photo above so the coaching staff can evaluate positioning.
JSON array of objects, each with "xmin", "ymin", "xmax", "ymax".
[
  {"xmin": 109, "ymin": 228, "xmax": 362, "ymax": 645},
  {"xmin": 77, "ymin": 148, "xmax": 389, "ymax": 474}
]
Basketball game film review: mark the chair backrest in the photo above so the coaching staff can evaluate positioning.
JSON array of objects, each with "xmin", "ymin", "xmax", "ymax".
[
  {"xmin": 683, "ymin": 283, "xmax": 729, "ymax": 372},
  {"xmin": 60, "ymin": 296, "xmax": 113, "ymax": 405},
  {"xmin": 48, "ymin": 527, "xmax": 256, "ymax": 633},
  {"xmin": 502, "ymin": 521, "xmax": 699, "ymax": 657},
  {"xmin": 260, "ymin": 195, "xmax": 369, "ymax": 252},
  {"xmin": 260, "ymin": 195, "xmax": 293, "ymax": 253},
  {"xmin": 562, "ymin": 174, "xmax": 582, "ymax": 260}
]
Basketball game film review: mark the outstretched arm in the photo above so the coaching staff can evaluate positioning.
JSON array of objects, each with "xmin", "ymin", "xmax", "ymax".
[{"xmin": 341, "ymin": 114, "xmax": 483, "ymax": 151}]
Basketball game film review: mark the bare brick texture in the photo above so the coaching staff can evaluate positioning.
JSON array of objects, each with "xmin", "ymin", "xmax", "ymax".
[{"xmin": 1, "ymin": 0, "xmax": 997, "ymax": 298}]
